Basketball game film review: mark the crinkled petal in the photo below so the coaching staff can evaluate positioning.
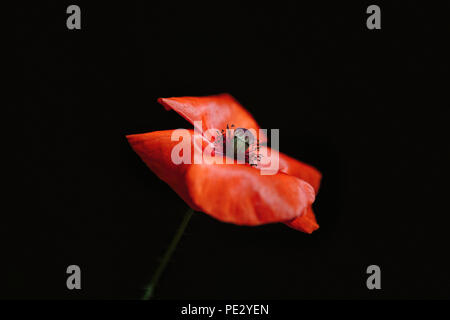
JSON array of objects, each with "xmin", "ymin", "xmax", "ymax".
[
  {"xmin": 253, "ymin": 146, "xmax": 322, "ymax": 232},
  {"xmin": 278, "ymin": 153, "xmax": 321, "ymax": 232},
  {"xmin": 285, "ymin": 206, "xmax": 319, "ymax": 234},
  {"xmin": 253, "ymin": 146, "xmax": 321, "ymax": 193},
  {"xmin": 126, "ymin": 130, "xmax": 315, "ymax": 226},
  {"xmin": 186, "ymin": 162, "xmax": 315, "ymax": 226},
  {"xmin": 158, "ymin": 93, "xmax": 262, "ymax": 135},
  {"xmin": 278, "ymin": 152, "xmax": 322, "ymax": 193}
]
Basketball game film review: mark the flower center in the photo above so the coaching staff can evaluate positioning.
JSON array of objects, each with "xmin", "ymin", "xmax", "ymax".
[{"xmin": 214, "ymin": 124, "xmax": 260, "ymax": 166}]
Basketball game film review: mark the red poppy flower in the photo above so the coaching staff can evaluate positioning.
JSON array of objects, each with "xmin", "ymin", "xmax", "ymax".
[{"xmin": 126, "ymin": 94, "xmax": 322, "ymax": 233}]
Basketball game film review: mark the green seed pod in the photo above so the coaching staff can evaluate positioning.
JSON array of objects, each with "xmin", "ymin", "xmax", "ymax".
[{"xmin": 233, "ymin": 128, "xmax": 254, "ymax": 160}]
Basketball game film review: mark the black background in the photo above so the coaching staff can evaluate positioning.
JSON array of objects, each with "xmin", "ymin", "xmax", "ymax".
[{"xmin": 9, "ymin": 1, "xmax": 449, "ymax": 299}]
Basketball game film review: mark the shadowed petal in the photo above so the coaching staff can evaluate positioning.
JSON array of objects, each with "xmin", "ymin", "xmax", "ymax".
[
  {"xmin": 284, "ymin": 206, "xmax": 319, "ymax": 234},
  {"xmin": 126, "ymin": 130, "xmax": 200, "ymax": 211},
  {"xmin": 278, "ymin": 152, "xmax": 322, "ymax": 193}
]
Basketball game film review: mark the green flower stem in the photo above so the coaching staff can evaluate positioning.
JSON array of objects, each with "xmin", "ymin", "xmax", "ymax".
[{"xmin": 141, "ymin": 208, "xmax": 194, "ymax": 300}]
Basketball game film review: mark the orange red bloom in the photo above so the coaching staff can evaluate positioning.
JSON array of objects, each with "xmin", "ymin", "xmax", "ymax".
[{"xmin": 126, "ymin": 94, "xmax": 322, "ymax": 233}]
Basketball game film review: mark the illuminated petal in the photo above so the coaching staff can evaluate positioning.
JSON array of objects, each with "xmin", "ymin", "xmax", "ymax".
[
  {"xmin": 186, "ymin": 162, "xmax": 315, "ymax": 226},
  {"xmin": 126, "ymin": 130, "xmax": 315, "ymax": 226},
  {"xmin": 158, "ymin": 93, "xmax": 262, "ymax": 135},
  {"xmin": 278, "ymin": 153, "xmax": 321, "ymax": 232}
]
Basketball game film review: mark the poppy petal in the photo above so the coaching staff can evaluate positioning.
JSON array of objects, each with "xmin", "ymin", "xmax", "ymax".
[
  {"xmin": 278, "ymin": 152, "xmax": 322, "ymax": 193},
  {"xmin": 278, "ymin": 153, "xmax": 321, "ymax": 233},
  {"xmin": 126, "ymin": 130, "xmax": 315, "ymax": 226},
  {"xmin": 126, "ymin": 130, "xmax": 201, "ymax": 211},
  {"xmin": 158, "ymin": 93, "xmax": 262, "ymax": 134},
  {"xmin": 186, "ymin": 162, "xmax": 315, "ymax": 226},
  {"xmin": 254, "ymin": 147, "xmax": 321, "ymax": 232},
  {"xmin": 252, "ymin": 146, "xmax": 322, "ymax": 192},
  {"xmin": 285, "ymin": 206, "xmax": 319, "ymax": 234}
]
